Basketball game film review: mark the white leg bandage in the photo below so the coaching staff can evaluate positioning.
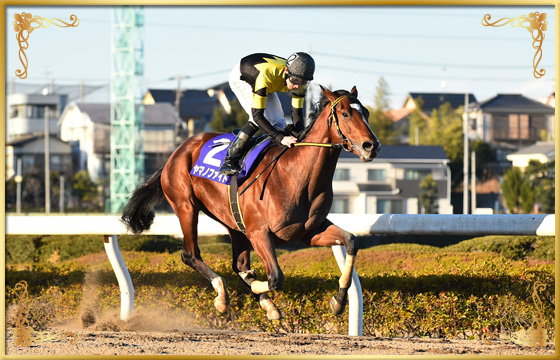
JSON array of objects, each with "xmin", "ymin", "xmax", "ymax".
[
  {"xmin": 338, "ymin": 254, "xmax": 355, "ymax": 289},
  {"xmin": 251, "ymin": 280, "xmax": 270, "ymax": 294}
]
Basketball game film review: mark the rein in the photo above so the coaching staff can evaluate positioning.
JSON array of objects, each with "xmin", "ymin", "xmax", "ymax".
[{"xmin": 238, "ymin": 94, "xmax": 351, "ymax": 196}]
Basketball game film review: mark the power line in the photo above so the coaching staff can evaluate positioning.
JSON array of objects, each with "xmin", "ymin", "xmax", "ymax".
[
  {"xmin": 321, "ymin": 65, "xmax": 555, "ymax": 82},
  {"xmin": 316, "ymin": 52, "xmax": 554, "ymax": 70},
  {"xmin": 77, "ymin": 17, "xmax": 542, "ymax": 42}
]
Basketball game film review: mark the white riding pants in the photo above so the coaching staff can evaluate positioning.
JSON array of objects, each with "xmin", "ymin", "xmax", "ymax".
[{"xmin": 228, "ymin": 64, "xmax": 286, "ymax": 130}]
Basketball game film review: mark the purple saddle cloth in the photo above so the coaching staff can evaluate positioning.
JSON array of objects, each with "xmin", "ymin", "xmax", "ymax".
[{"xmin": 190, "ymin": 133, "xmax": 272, "ymax": 185}]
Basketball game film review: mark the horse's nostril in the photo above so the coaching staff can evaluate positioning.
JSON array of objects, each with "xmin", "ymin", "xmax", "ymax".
[{"xmin": 362, "ymin": 141, "xmax": 374, "ymax": 152}]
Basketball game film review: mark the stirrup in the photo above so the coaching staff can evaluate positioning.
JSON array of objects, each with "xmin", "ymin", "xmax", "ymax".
[{"xmin": 219, "ymin": 159, "xmax": 242, "ymax": 176}]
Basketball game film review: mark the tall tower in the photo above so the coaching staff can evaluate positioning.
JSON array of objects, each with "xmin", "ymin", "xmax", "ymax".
[{"xmin": 110, "ymin": 6, "xmax": 145, "ymax": 213}]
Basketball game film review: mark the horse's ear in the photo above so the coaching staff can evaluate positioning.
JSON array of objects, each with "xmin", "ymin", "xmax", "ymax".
[
  {"xmin": 320, "ymin": 85, "xmax": 337, "ymax": 102},
  {"xmin": 351, "ymin": 86, "xmax": 358, "ymax": 97}
]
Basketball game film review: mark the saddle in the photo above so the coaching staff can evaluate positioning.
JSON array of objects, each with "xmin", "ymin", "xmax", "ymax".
[{"xmin": 190, "ymin": 133, "xmax": 272, "ymax": 186}]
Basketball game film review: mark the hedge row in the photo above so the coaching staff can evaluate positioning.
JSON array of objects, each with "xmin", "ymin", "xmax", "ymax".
[
  {"xmin": 5, "ymin": 244, "xmax": 554, "ymax": 339},
  {"xmin": 5, "ymin": 234, "xmax": 235, "ymax": 264},
  {"xmin": 6, "ymin": 234, "xmax": 555, "ymax": 265}
]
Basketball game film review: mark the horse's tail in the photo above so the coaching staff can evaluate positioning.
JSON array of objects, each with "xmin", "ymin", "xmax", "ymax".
[{"xmin": 121, "ymin": 167, "xmax": 165, "ymax": 234}]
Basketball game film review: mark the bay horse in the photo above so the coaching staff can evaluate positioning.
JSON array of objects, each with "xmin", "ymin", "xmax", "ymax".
[{"xmin": 121, "ymin": 85, "xmax": 380, "ymax": 320}]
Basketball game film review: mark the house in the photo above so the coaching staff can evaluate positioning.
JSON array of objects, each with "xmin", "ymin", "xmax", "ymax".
[
  {"xmin": 332, "ymin": 145, "xmax": 451, "ymax": 214},
  {"xmin": 542, "ymin": 92, "xmax": 555, "ymax": 107},
  {"xmin": 58, "ymin": 102, "xmax": 181, "ymax": 182},
  {"xmin": 388, "ymin": 92, "xmax": 477, "ymax": 144},
  {"xmin": 403, "ymin": 92, "xmax": 477, "ymax": 114},
  {"xmin": 207, "ymin": 82, "xmax": 237, "ymax": 115},
  {"xmin": 6, "ymin": 134, "xmax": 73, "ymax": 179},
  {"xmin": 143, "ymin": 88, "xmax": 217, "ymax": 139},
  {"xmin": 6, "ymin": 92, "xmax": 68, "ymax": 141},
  {"xmin": 473, "ymin": 94, "xmax": 555, "ymax": 172},
  {"xmin": 143, "ymin": 83, "xmax": 296, "ymax": 141},
  {"xmin": 506, "ymin": 141, "xmax": 555, "ymax": 170}
]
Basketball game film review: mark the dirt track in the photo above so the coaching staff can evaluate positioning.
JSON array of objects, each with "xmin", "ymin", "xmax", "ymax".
[{"xmin": 6, "ymin": 327, "xmax": 555, "ymax": 356}]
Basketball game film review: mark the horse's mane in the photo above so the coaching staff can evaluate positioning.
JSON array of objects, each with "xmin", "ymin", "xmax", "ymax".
[{"xmin": 298, "ymin": 89, "xmax": 354, "ymax": 140}]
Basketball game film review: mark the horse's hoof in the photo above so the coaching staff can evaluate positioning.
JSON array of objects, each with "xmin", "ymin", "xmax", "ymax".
[
  {"xmin": 214, "ymin": 298, "xmax": 229, "ymax": 313},
  {"xmin": 259, "ymin": 295, "xmax": 283, "ymax": 320},
  {"xmin": 267, "ymin": 308, "xmax": 284, "ymax": 321},
  {"xmin": 329, "ymin": 296, "xmax": 346, "ymax": 315}
]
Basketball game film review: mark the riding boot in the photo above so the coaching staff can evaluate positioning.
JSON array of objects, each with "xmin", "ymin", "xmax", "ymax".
[{"xmin": 219, "ymin": 123, "xmax": 257, "ymax": 176}]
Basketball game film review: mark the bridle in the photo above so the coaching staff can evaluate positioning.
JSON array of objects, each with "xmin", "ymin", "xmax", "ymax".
[{"xmin": 294, "ymin": 94, "xmax": 355, "ymax": 152}]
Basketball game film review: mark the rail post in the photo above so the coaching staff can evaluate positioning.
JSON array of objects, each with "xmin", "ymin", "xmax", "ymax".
[
  {"xmin": 331, "ymin": 245, "xmax": 363, "ymax": 336},
  {"xmin": 103, "ymin": 235, "xmax": 134, "ymax": 321}
]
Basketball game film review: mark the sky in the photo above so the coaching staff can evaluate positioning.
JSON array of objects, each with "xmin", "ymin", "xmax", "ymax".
[{"xmin": 6, "ymin": 5, "xmax": 556, "ymax": 110}]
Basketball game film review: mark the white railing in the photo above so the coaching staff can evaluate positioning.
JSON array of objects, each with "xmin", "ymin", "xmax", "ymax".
[{"xmin": 6, "ymin": 213, "xmax": 555, "ymax": 337}]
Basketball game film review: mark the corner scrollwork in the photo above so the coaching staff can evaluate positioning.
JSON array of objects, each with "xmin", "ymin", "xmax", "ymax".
[
  {"xmin": 13, "ymin": 12, "xmax": 80, "ymax": 79},
  {"xmin": 482, "ymin": 12, "xmax": 547, "ymax": 79},
  {"xmin": 13, "ymin": 280, "xmax": 78, "ymax": 347}
]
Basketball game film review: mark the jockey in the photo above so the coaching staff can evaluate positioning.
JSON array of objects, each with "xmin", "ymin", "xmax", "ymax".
[{"xmin": 219, "ymin": 52, "xmax": 315, "ymax": 176}]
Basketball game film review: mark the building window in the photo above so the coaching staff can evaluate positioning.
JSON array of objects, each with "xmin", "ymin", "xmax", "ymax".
[
  {"xmin": 30, "ymin": 105, "xmax": 57, "ymax": 119},
  {"xmin": 519, "ymin": 114, "xmax": 530, "ymax": 139},
  {"xmin": 9, "ymin": 105, "xmax": 25, "ymax": 118},
  {"xmin": 368, "ymin": 169, "xmax": 386, "ymax": 181},
  {"xmin": 404, "ymin": 169, "xmax": 431, "ymax": 180},
  {"xmin": 493, "ymin": 114, "xmax": 508, "ymax": 139},
  {"xmin": 495, "ymin": 114, "xmax": 531, "ymax": 140},
  {"xmin": 331, "ymin": 198, "xmax": 349, "ymax": 213},
  {"xmin": 377, "ymin": 199, "xmax": 403, "ymax": 214},
  {"xmin": 333, "ymin": 168, "xmax": 350, "ymax": 181}
]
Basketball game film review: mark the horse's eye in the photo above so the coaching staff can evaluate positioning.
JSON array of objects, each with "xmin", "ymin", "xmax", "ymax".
[{"xmin": 342, "ymin": 112, "xmax": 349, "ymax": 118}]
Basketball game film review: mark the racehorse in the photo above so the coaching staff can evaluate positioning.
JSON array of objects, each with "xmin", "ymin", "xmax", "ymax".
[{"xmin": 121, "ymin": 85, "xmax": 380, "ymax": 320}]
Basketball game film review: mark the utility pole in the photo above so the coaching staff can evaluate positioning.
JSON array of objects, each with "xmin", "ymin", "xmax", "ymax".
[
  {"xmin": 44, "ymin": 106, "xmax": 51, "ymax": 214},
  {"xmin": 175, "ymin": 75, "xmax": 184, "ymax": 115},
  {"xmin": 80, "ymin": 80, "xmax": 85, "ymax": 103},
  {"xmin": 16, "ymin": 158, "xmax": 22, "ymax": 213},
  {"xmin": 60, "ymin": 175, "xmax": 65, "ymax": 212},
  {"xmin": 463, "ymin": 93, "xmax": 469, "ymax": 214},
  {"xmin": 471, "ymin": 151, "xmax": 476, "ymax": 213}
]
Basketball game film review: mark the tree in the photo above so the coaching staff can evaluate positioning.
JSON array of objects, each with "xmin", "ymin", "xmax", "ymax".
[
  {"xmin": 524, "ymin": 160, "xmax": 555, "ymax": 213},
  {"xmin": 520, "ymin": 180, "xmax": 535, "ymax": 214},
  {"xmin": 419, "ymin": 174, "xmax": 438, "ymax": 214},
  {"xmin": 408, "ymin": 98, "xmax": 464, "ymax": 188},
  {"xmin": 209, "ymin": 98, "xmax": 247, "ymax": 133},
  {"xmin": 501, "ymin": 167, "xmax": 523, "ymax": 213},
  {"xmin": 501, "ymin": 166, "xmax": 537, "ymax": 214},
  {"xmin": 469, "ymin": 140, "xmax": 496, "ymax": 181},
  {"xmin": 71, "ymin": 171, "xmax": 100, "ymax": 210},
  {"xmin": 535, "ymin": 175, "xmax": 555, "ymax": 213},
  {"xmin": 367, "ymin": 77, "xmax": 401, "ymax": 145},
  {"xmin": 408, "ymin": 99, "xmax": 463, "ymax": 162},
  {"xmin": 407, "ymin": 98, "xmax": 427, "ymax": 146}
]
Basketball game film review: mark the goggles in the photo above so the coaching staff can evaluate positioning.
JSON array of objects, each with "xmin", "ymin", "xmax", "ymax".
[{"xmin": 288, "ymin": 73, "xmax": 309, "ymax": 86}]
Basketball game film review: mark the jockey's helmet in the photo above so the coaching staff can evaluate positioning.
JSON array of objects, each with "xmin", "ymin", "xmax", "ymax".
[{"xmin": 286, "ymin": 52, "xmax": 315, "ymax": 83}]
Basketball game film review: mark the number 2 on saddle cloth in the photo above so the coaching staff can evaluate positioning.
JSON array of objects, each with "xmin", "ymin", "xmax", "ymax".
[{"xmin": 190, "ymin": 133, "xmax": 273, "ymax": 233}]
